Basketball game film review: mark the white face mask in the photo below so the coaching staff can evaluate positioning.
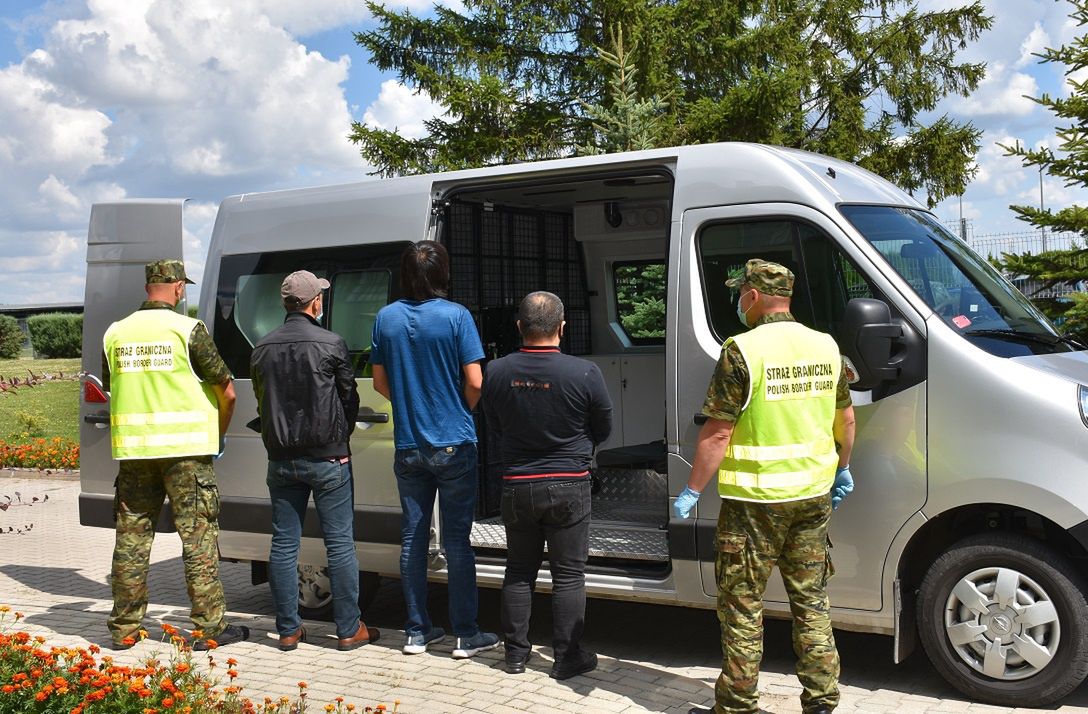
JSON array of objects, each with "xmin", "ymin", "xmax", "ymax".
[{"xmin": 736, "ymin": 291, "xmax": 755, "ymax": 329}]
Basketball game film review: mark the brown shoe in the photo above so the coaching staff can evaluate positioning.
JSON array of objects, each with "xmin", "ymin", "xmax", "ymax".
[
  {"xmin": 337, "ymin": 621, "xmax": 380, "ymax": 651},
  {"xmin": 279, "ymin": 626, "xmax": 306, "ymax": 652}
]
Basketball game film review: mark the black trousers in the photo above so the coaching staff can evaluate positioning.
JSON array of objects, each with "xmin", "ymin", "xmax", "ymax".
[{"xmin": 500, "ymin": 479, "xmax": 592, "ymax": 664}]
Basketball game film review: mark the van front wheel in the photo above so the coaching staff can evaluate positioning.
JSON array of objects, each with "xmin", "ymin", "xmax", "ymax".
[
  {"xmin": 917, "ymin": 533, "xmax": 1088, "ymax": 706},
  {"xmin": 296, "ymin": 565, "xmax": 381, "ymax": 620}
]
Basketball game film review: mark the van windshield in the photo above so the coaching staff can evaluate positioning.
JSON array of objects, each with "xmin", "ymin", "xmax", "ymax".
[{"xmin": 839, "ymin": 205, "xmax": 1078, "ymax": 357}]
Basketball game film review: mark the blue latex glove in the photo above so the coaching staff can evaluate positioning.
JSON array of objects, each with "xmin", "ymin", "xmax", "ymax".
[
  {"xmin": 831, "ymin": 465, "xmax": 853, "ymax": 510},
  {"xmin": 673, "ymin": 486, "xmax": 701, "ymax": 519}
]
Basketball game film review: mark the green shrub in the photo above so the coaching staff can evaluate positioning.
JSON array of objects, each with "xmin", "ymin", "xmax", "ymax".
[
  {"xmin": 0, "ymin": 318, "xmax": 22, "ymax": 360},
  {"xmin": 26, "ymin": 313, "xmax": 82, "ymax": 358}
]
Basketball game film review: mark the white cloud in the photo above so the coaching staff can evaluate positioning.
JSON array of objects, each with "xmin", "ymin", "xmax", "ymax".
[
  {"xmin": 0, "ymin": 0, "xmax": 378, "ymax": 302},
  {"xmin": 362, "ymin": 80, "xmax": 446, "ymax": 140},
  {"xmin": 1016, "ymin": 22, "xmax": 1050, "ymax": 68},
  {"xmin": 949, "ymin": 62, "xmax": 1038, "ymax": 117}
]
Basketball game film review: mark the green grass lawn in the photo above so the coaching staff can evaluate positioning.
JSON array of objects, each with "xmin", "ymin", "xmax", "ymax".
[{"xmin": 0, "ymin": 357, "xmax": 81, "ymax": 443}]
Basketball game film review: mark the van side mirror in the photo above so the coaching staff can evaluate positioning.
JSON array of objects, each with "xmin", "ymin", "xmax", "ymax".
[{"xmin": 840, "ymin": 298, "xmax": 902, "ymax": 389}]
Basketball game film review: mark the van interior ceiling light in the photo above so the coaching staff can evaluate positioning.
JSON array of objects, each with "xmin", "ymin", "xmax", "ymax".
[
  {"xmin": 605, "ymin": 202, "xmax": 623, "ymax": 228},
  {"xmin": 1079, "ymin": 385, "xmax": 1088, "ymax": 429}
]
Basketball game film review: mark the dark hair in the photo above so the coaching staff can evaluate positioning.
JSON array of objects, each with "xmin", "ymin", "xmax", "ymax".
[
  {"xmin": 400, "ymin": 241, "xmax": 450, "ymax": 300},
  {"xmin": 518, "ymin": 291, "xmax": 564, "ymax": 340}
]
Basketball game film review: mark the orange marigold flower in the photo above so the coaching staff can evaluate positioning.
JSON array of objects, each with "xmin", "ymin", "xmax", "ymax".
[
  {"xmin": 174, "ymin": 663, "xmax": 190, "ymax": 674},
  {"xmin": 226, "ymin": 657, "xmax": 237, "ymax": 667},
  {"xmin": 189, "ymin": 630, "xmax": 203, "ymax": 640},
  {"xmin": 298, "ymin": 681, "xmax": 308, "ymax": 689},
  {"xmin": 227, "ymin": 669, "xmax": 238, "ymax": 679},
  {"xmin": 1, "ymin": 685, "xmax": 14, "ymax": 694},
  {"xmin": 203, "ymin": 640, "xmax": 218, "ymax": 650},
  {"xmin": 53, "ymin": 677, "xmax": 67, "ymax": 688},
  {"xmin": 35, "ymin": 691, "xmax": 48, "ymax": 701},
  {"xmin": 162, "ymin": 697, "xmax": 175, "ymax": 708},
  {"xmin": 325, "ymin": 706, "xmax": 334, "ymax": 713},
  {"xmin": 122, "ymin": 637, "xmax": 136, "ymax": 646}
]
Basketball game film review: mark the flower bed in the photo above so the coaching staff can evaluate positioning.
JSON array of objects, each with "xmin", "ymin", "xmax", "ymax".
[
  {"xmin": 0, "ymin": 437, "xmax": 79, "ymax": 471},
  {"xmin": 0, "ymin": 608, "xmax": 397, "ymax": 713}
]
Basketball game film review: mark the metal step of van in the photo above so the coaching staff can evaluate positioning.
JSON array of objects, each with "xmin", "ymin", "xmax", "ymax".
[
  {"xmin": 470, "ymin": 516, "xmax": 668, "ymax": 562},
  {"xmin": 470, "ymin": 467, "xmax": 669, "ymax": 562}
]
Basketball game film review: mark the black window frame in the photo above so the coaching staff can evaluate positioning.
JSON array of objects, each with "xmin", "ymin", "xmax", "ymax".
[{"xmin": 213, "ymin": 242, "xmax": 410, "ymax": 379}]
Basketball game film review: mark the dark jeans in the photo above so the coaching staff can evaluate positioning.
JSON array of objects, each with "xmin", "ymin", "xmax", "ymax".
[
  {"xmin": 500, "ymin": 479, "xmax": 592, "ymax": 664},
  {"xmin": 266, "ymin": 458, "xmax": 361, "ymax": 639},
  {"xmin": 393, "ymin": 443, "xmax": 481, "ymax": 637}
]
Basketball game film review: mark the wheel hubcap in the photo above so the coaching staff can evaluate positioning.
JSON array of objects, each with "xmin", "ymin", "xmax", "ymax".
[
  {"xmin": 944, "ymin": 566, "xmax": 1060, "ymax": 680},
  {"xmin": 297, "ymin": 564, "xmax": 332, "ymax": 609}
]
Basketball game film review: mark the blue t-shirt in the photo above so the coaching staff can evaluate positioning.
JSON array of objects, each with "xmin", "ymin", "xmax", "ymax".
[{"xmin": 370, "ymin": 298, "xmax": 484, "ymax": 449}]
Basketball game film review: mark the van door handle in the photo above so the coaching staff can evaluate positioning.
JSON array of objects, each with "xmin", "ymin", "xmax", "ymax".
[
  {"xmin": 693, "ymin": 414, "xmax": 708, "ymax": 425},
  {"xmin": 84, "ymin": 414, "xmax": 110, "ymax": 430},
  {"xmin": 357, "ymin": 412, "xmax": 389, "ymax": 424}
]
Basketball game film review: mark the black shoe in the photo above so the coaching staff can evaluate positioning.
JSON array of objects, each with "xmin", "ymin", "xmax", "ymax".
[
  {"xmin": 505, "ymin": 649, "xmax": 533, "ymax": 674},
  {"xmin": 550, "ymin": 650, "xmax": 597, "ymax": 680},
  {"xmin": 687, "ymin": 708, "xmax": 713, "ymax": 714},
  {"xmin": 192, "ymin": 624, "xmax": 250, "ymax": 650}
]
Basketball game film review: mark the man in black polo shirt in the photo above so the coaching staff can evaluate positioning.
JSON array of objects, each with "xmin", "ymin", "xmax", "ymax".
[{"xmin": 482, "ymin": 291, "xmax": 613, "ymax": 680}]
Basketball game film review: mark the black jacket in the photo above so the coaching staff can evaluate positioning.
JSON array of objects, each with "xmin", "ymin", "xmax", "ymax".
[{"xmin": 250, "ymin": 312, "xmax": 359, "ymax": 460}]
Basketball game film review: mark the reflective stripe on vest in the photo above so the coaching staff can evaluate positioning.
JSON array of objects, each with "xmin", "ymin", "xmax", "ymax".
[
  {"xmin": 718, "ymin": 321, "xmax": 841, "ymax": 503},
  {"xmin": 104, "ymin": 309, "xmax": 219, "ymax": 460}
]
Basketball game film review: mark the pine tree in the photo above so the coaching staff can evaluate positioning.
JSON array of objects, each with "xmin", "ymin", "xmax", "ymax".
[
  {"xmin": 576, "ymin": 25, "xmax": 669, "ymax": 155},
  {"xmin": 998, "ymin": 0, "xmax": 1088, "ymax": 339},
  {"xmin": 350, "ymin": 0, "xmax": 991, "ymax": 207}
]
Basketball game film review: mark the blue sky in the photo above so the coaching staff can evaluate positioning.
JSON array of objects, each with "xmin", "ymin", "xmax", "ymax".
[{"xmin": 0, "ymin": 0, "xmax": 1083, "ymax": 305}]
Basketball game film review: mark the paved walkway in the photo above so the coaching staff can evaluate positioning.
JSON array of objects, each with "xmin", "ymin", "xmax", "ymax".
[{"xmin": 2, "ymin": 471, "xmax": 1087, "ymax": 713}]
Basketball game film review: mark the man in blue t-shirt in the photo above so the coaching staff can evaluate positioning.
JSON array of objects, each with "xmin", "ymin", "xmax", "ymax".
[{"xmin": 370, "ymin": 240, "xmax": 499, "ymax": 659}]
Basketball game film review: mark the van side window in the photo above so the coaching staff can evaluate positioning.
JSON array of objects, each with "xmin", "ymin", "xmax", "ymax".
[
  {"xmin": 614, "ymin": 261, "xmax": 666, "ymax": 344},
  {"xmin": 697, "ymin": 219, "xmax": 879, "ymax": 343},
  {"xmin": 213, "ymin": 243, "xmax": 408, "ymax": 378},
  {"xmin": 328, "ymin": 270, "xmax": 392, "ymax": 375}
]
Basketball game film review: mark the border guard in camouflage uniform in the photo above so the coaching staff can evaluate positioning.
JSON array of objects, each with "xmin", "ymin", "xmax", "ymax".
[
  {"xmin": 102, "ymin": 259, "xmax": 249, "ymax": 650},
  {"xmin": 675, "ymin": 259, "xmax": 856, "ymax": 714}
]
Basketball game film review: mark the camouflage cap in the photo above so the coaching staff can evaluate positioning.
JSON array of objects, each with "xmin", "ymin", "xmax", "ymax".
[
  {"xmin": 725, "ymin": 258, "xmax": 794, "ymax": 297},
  {"xmin": 145, "ymin": 259, "xmax": 195, "ymax": 285}
]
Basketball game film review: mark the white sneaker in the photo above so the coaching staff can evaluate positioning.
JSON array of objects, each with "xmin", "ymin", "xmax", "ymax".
[
  {"xmin": 403, "ymin": 626, "xmax": 445, "ymax": 655},
  {"xmin": 452, "ymin": 631, "xmax": 500, "ymax": 659}
]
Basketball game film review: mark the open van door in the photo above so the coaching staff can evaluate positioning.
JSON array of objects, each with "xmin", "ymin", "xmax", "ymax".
[
  {"xmin": 79, "ymin": 199, "xmax": 187, "ymax": 528},
  {"xmin": 674, "ymin": 202, "xmax": 927, "ymax": 613}
]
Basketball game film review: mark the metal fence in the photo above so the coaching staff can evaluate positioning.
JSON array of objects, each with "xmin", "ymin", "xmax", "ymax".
[{"xmin": 943, "ymin": 220, "xmax": 1088, "ymax": 298}]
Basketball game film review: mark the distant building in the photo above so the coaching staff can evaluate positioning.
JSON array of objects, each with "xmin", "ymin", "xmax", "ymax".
[{"xmin": 0, "ymin": 302, "xmax": 83, "ymax": 354}]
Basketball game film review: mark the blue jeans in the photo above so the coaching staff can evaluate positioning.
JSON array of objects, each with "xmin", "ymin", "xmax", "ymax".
[
  {"xmin": 267, "ymin": 458, "xmax": 360, "ymax": 639},
  {"xmin": 394, "ymin": 443, "xmax": 480, "ymax": 637}
]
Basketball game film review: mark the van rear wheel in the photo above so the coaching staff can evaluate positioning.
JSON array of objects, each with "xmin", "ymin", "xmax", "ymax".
[
  {"xmin": 296, "ymin": 564, "xmax": 381, "ymax": 619},
  {"xmin": 917, "ymin": 533, "xmax": 1088, "ymax": 706}
]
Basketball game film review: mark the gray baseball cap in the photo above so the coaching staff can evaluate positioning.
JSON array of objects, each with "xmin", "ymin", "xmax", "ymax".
[{"xmin": 280, "ymin": 270, "xmax": 329, "ymax": 306}]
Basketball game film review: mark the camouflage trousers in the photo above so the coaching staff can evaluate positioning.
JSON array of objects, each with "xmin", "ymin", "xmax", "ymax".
[
  {"xmin": 108, "ymin": 456, "xmax": 227, "ymax": 645},
  {"xmin": 714, "ymin": 493, "xmax": 839, "ymax": 714}
]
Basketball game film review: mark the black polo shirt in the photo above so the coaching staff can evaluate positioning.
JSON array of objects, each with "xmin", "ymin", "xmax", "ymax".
[{"xmin": 482, "ymin": 347, "xmax": 613, "ymax": 483}]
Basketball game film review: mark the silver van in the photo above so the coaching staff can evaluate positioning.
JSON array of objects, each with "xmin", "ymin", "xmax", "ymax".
[{"xmin": 80, "ymin": 143, "xmax": 1088, "ymax": 705}]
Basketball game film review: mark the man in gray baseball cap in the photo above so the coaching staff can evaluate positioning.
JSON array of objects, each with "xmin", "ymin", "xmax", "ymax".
[
  {"xmin": 280, "ymin": 270, "xmax": 330, "ymax": 308},
  {"xmin": 251, "ymin": 269, "xmax": 378, "ymax": 651}
]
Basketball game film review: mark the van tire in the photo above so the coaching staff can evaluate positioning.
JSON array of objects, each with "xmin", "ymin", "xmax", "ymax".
[
  {"xmin": 295, "ymin": 565, "xmax": 381, "ymax": 620},
  {"xmin": 917, "ymin": 532, "xmax": 1088, "ymax": 706}
]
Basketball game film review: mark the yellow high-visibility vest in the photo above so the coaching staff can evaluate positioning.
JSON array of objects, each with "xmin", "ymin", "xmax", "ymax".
[
  {"xmin": 104, "ymin": 309, "xmax": 219, "ymax": 460},
  {"xmin": 718, "ymin": 320, "xmax": 841, "ymax": 502}
]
